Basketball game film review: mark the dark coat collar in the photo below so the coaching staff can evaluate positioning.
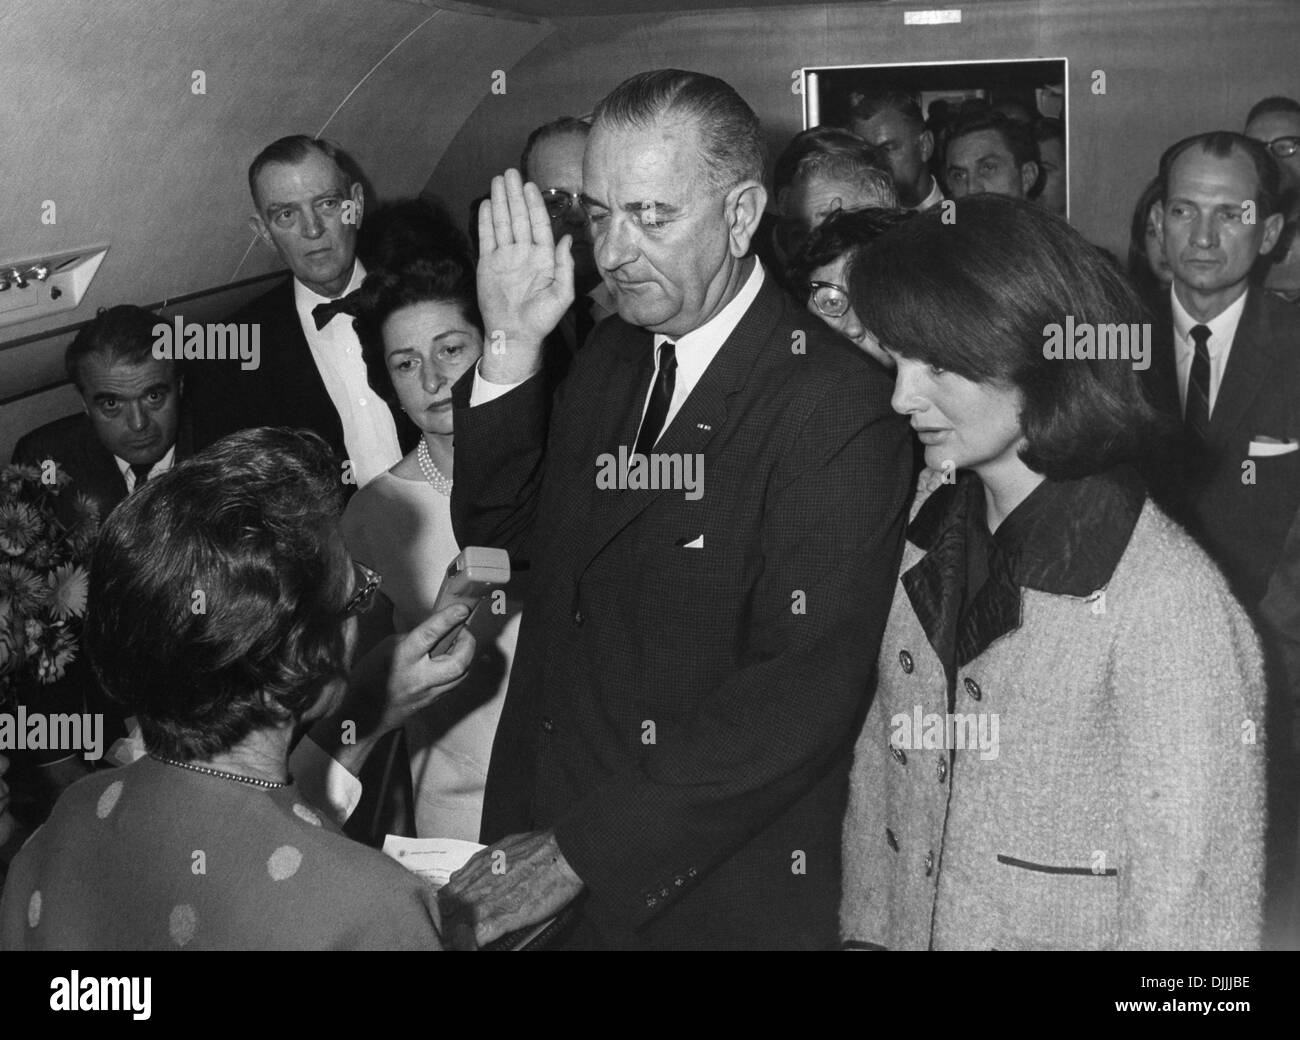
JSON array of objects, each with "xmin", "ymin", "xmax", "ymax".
[{"xmin": 902, "ymin": 466, "xmax": 1145, "ymax": 684}]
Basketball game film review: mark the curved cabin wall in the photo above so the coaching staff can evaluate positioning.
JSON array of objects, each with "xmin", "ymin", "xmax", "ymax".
[{"xmin": 0, "ymin": 0, "xmax": 549, "ymax": 459}]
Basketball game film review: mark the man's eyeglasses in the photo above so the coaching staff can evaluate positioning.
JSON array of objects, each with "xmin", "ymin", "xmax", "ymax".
[
  {"xmin": 344, "ymin": 560, "xmax": 383, "ymax": 617},
  {"xmin": 541, "ymin": 188, "xmax": 583, "ymax": 221},
  {"xmin": 1265, "ymin": 136, "xmax": 1300, "ymax": 159},
  {"xmin": 807, "ymin": 280, "xmax": 852, "ymax": 319}
]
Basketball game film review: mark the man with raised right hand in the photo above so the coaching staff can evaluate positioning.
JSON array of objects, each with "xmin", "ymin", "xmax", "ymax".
[{"xmin": 440, "ymin": 69, "xmax": 912, "ymax": 950}]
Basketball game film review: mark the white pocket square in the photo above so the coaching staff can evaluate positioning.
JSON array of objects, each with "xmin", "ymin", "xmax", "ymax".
[
  {"xmin": 1248, "ymin": 438, "xmax": 1299, "ymax": 457},
  {"xmin": 681, "ymin": 534, "xmax": 704, "ymax": 549}
]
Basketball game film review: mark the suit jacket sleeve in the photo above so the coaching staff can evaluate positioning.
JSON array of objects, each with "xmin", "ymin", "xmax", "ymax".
[
  {"xmin": 448, "ymin": 366, "xmax": 553, "ymax": 564},
  {"xmin": 552, "ymin": 369, "xmax": 913, "ymax": 929},
  {"xmin": 1260, "ymin": 499, "xmax": 1300, "ymax": 752},
  {"xmin": 1114, "ymin": 560, "xmax": 1266, "ymax": 950}
]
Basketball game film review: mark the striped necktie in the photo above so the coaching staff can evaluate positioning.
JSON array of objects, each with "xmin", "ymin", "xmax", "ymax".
[{"xmin": 1184, "ymin": 323, "xmax": 1212, "ymax": 439}]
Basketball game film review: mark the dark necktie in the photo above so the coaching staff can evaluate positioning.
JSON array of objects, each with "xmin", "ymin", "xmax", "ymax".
[
  {"xmin": 130, "ymin": 463, "xmax": 152, "ymax": 491},
  {"xmin": 312, "ymin": 299, "xmax": 349, "ymax": 330},
  {"xmin": 1184, "ymin": 324, "xmax": 1212, "ymax": 439},
  {"xmin": 634, "ymin": 342, "xmax": 677, "ymax": 457}
]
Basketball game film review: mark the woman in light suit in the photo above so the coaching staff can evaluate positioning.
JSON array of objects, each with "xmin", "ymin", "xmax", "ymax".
[{"xmin": 840, "ymin": 196, "xmax": 1266, "ymax": 951}]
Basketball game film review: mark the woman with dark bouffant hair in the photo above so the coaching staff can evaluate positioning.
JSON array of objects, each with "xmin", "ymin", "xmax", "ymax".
[
  {"xmin": 345, "ymin": 254, "xmax": 523, "ymax": 843},
  {"xmin": 840, "ymin": 195, "xmax": 1266, "ymax": 951},
  {"xmin": 0, "ymin": 428, "xmax": 475, "ymax": 949}
]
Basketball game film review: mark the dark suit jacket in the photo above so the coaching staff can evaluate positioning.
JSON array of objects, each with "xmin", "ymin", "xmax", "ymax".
[
  {"xmin": 1141, "ymin": 288, "xmax": 1300, "ymax": 609},
  {"xmin": 12, "ymin": 412, "xmax": 193, "ymax": 525},
  {"xmin": 451, "ymin": 273, "xmax": 914, "ymax": 949},
  {"xmin": 188, "ymin": 277, "xmax": 416, "ymax": 461}
]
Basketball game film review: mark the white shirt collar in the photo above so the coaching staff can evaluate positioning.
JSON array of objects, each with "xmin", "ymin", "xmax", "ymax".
[
  {"xmin": 115, "ymin": 444, "xmax": 177, "ymax": 490},
  {"xmin": 294, "ymin": 259, "xmax": 367, "ymax": 326},
  {"xmin": 911, "ymin": 176, "xmax": 944, "ymax": 213},
  {"xmin": 653, "ymin": 257, "xmax": 765, "ymax": 357},
  {"xmin": 1170, "ymin": 282, "xmax": 1248, "ymax": 357}
]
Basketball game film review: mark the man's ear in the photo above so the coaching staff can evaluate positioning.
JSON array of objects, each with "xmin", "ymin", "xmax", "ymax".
[
  {"xmin": 1020, "ymin": 161, "xmax": 1040, "ymax": 198},
  {"xmin": 918, "ymin": 129, "xmax": 935, "ymax": 164},
  {"xmin": 248, "ymin": 213, "xmax": 273, "ymax": 248},
  {"xmin": 348, "ymin": 181, "xmax": 365, "ymax": 231},
  {"xmin": 725, "ymin": 181, "xmax": 768, "ymax": 258},
  {"xmin": 1149, "ymin": 200, "xmax": 1166, "ymax": 243},
  {"xmin": 1259, "ymin": 210, "xmax": 1286, "ymax": 257}
]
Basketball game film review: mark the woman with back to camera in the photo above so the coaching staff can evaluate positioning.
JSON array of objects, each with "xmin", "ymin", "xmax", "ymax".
[
  {"xmin": 0, "ymin": 428, "xmax": 475, "ymax": 949},
  {"xmin": 840, "ymin": 195, "xmax": 1266, "ymax": 951},
  {"xmin": 342, "ymin": 254, "xmax": 524, "ymax": 843}
]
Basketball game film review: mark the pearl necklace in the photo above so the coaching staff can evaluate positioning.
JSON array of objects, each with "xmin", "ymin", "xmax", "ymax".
[
  {"xmin": 417, "ymin": 438, "xmax": 453, "ymax": 496},
  {"xmin": 149, "ymin": 753, "xmax": 289, "ymax": 789}
]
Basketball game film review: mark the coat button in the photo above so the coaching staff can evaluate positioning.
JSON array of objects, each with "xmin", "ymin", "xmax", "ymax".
[
  {"xmin": 646, "ymin": 894, "xmax": 658, "ymax": 908},
  {"xmin": 898, "ymin": 649, "xmax": 914, "ymax": 674},
  {"xmin": 540, "ymin": 716, "xmax": 556, "ymax": 734},
  {"xmin": 886, "ymin": 827, "xmax": 899, "ymax": 851},
  {"xmin": 924, "ymin": 851, "xmax": 934, "ymax": 876},
  {"xmin": 890, "ymin": 744, "xmax": 907, "ymax": 765},
  {"xmin": 572, "ymin": 609, "xmax": 584, "ymax": 626},
  {"xmin": 660, "ymin": 887, "xmax": 670, "ymax": 898},
  {"xmin": 964, "ymin": 676, "xmax": 982, "ymax": 701},
  {"xmin": 673, "ymin": 876, "xmax": 686, "ymax": 887},
  {"xmin": 936, "ymin": 757, "xmax": 947, "ymax": 784}
]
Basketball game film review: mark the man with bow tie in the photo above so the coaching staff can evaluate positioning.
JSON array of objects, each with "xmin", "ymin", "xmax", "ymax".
[{"xmin": 189, "ymin": 135, "xmax": 414, "ymax": 486}]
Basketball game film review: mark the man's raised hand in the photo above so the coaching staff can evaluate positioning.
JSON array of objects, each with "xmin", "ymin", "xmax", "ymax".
[{"xmin": 477, "ymin": 170, "xmax": 576, "ymax": 384}]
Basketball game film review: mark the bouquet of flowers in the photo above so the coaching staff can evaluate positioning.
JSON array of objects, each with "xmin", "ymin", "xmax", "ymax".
[{"xmin": 0, "ymin": 462, "xmax": 99, "ymax": 706}]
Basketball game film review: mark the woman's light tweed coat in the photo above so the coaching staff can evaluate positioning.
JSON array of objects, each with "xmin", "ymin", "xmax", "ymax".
[{"xmin": 841, "ymin": 496, "xmax": 1266, "ymax": 950}]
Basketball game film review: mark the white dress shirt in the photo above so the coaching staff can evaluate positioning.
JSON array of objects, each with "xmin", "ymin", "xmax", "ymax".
[
  {"xmin": 294, "ymin": 260, "xmax": 402, "ymax": 488},
  {"xmin": 912, "ymin": 175, "xmax": 944, "ymax": 213},
  {"xmin": 115, "ymin": 444, "xmax": 176, "ymax": 494},
  {"xmin": 1170, "ymin": 284, "xmax": 1248, "ymax": 416},
  {"xmin": 471, "ymin": 258, "xmax": 767, "ymax": 449}
]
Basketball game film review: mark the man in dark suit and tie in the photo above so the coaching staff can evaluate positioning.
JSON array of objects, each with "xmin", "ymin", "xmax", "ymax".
[
  {"xmin": 10, "ymin": 304, "xmax": 188, "ymax": 804},
  {"xmin": 1141, "ymin": 130, "xmax": 1300, "ymax": 946},
  {"xmin": 440, "ymin": 70, "xmax": 913, "ymax": 950},
  {"xmin": 189, "ymin": 136, "xmax": 414, "ymax": 486},
  {"xmin": 13, "ymin": 305, "xmax": 189, "ymax": 521}
]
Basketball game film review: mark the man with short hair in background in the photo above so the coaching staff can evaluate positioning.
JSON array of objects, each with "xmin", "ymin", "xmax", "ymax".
[
  {"xmin": 849, "ymin": 91, "xmax": 944, "ymax": 212},
  {"xmin": 1245, "ymin": 95, "xmax": 1300, "ymax": 302},
  {"xmin": 14, "ymin": 304, "xmax": 187, "ymax": 521},
  {"xmin": 189, "ymin": 135, "xmax": 413, "ymax": 486},
  {"xmin": 1141, "ymin": 130, "xmax": 1300, "ymax": 947},
  {"xmin": 943, "ymin": 110, "xmax": 1040, "ymax": 201},
  {"xmin": 781, "ymin": 149, "xmax": 897, "ymax": 257}
]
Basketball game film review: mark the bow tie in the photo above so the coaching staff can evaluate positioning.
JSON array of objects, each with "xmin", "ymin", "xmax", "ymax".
[{"xmin": 312, "ymin": 298, "xmax": 352, "ymax": 330}]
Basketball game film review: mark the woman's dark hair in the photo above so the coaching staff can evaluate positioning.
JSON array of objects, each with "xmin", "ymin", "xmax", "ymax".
[
  {"xmin": 850, "ymin": 194, "xmax": 1169, "ymax": 481},
  {"xmin": 1127, "ymin": 175, "xmax": 1166, "ymax": 304},
  {"xmin": 350, "ymin": 254, "xmax": 481, "ymax": 407},
  {"xmin": 85, "ymin": 428, "xmax": 350, "ymax": 759},
  {"xmin": 785, "ymin": 206, "xmax": 913, "ymax": 295}
]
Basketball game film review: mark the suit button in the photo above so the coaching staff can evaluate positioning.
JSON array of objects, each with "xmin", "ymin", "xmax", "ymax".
[
  {"xmin": 540, "ymin": 716, "xmax": 556, "ymax": 734},
  {"xmin": 898, "ymin": 649, "xmax": 914, "ymax": 674},
  {"xmin": 936, "ymin": 757, "xmax": 947, "ymax": 783},
  {"xmin": 572, "ymin": 609, "xmax": 584, "ymax": 626},
  {"xmin": 674, "ymin": 876, "xmax": 686, "ymax": 887},
  {"xmin": 660, "ymin": 887, "xmax": 670, "ymax": 898},
  {"xmin": 924, "ymin": 851, "xmax": 934, "ymax": 876},
  {"xmin": 645, "ymin": 894, "xmax": 658, "ymax": 908},
  {"xmin": 886, "ymin": 827, "xmax": 899, "ymax": 851},
  {"xmin": 890, "ymin": 744, "xmax": 907, "ymax": 765},
  {"xmin": 964, "ymin": 677, "xmax": 982, "ymax": 701}
]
